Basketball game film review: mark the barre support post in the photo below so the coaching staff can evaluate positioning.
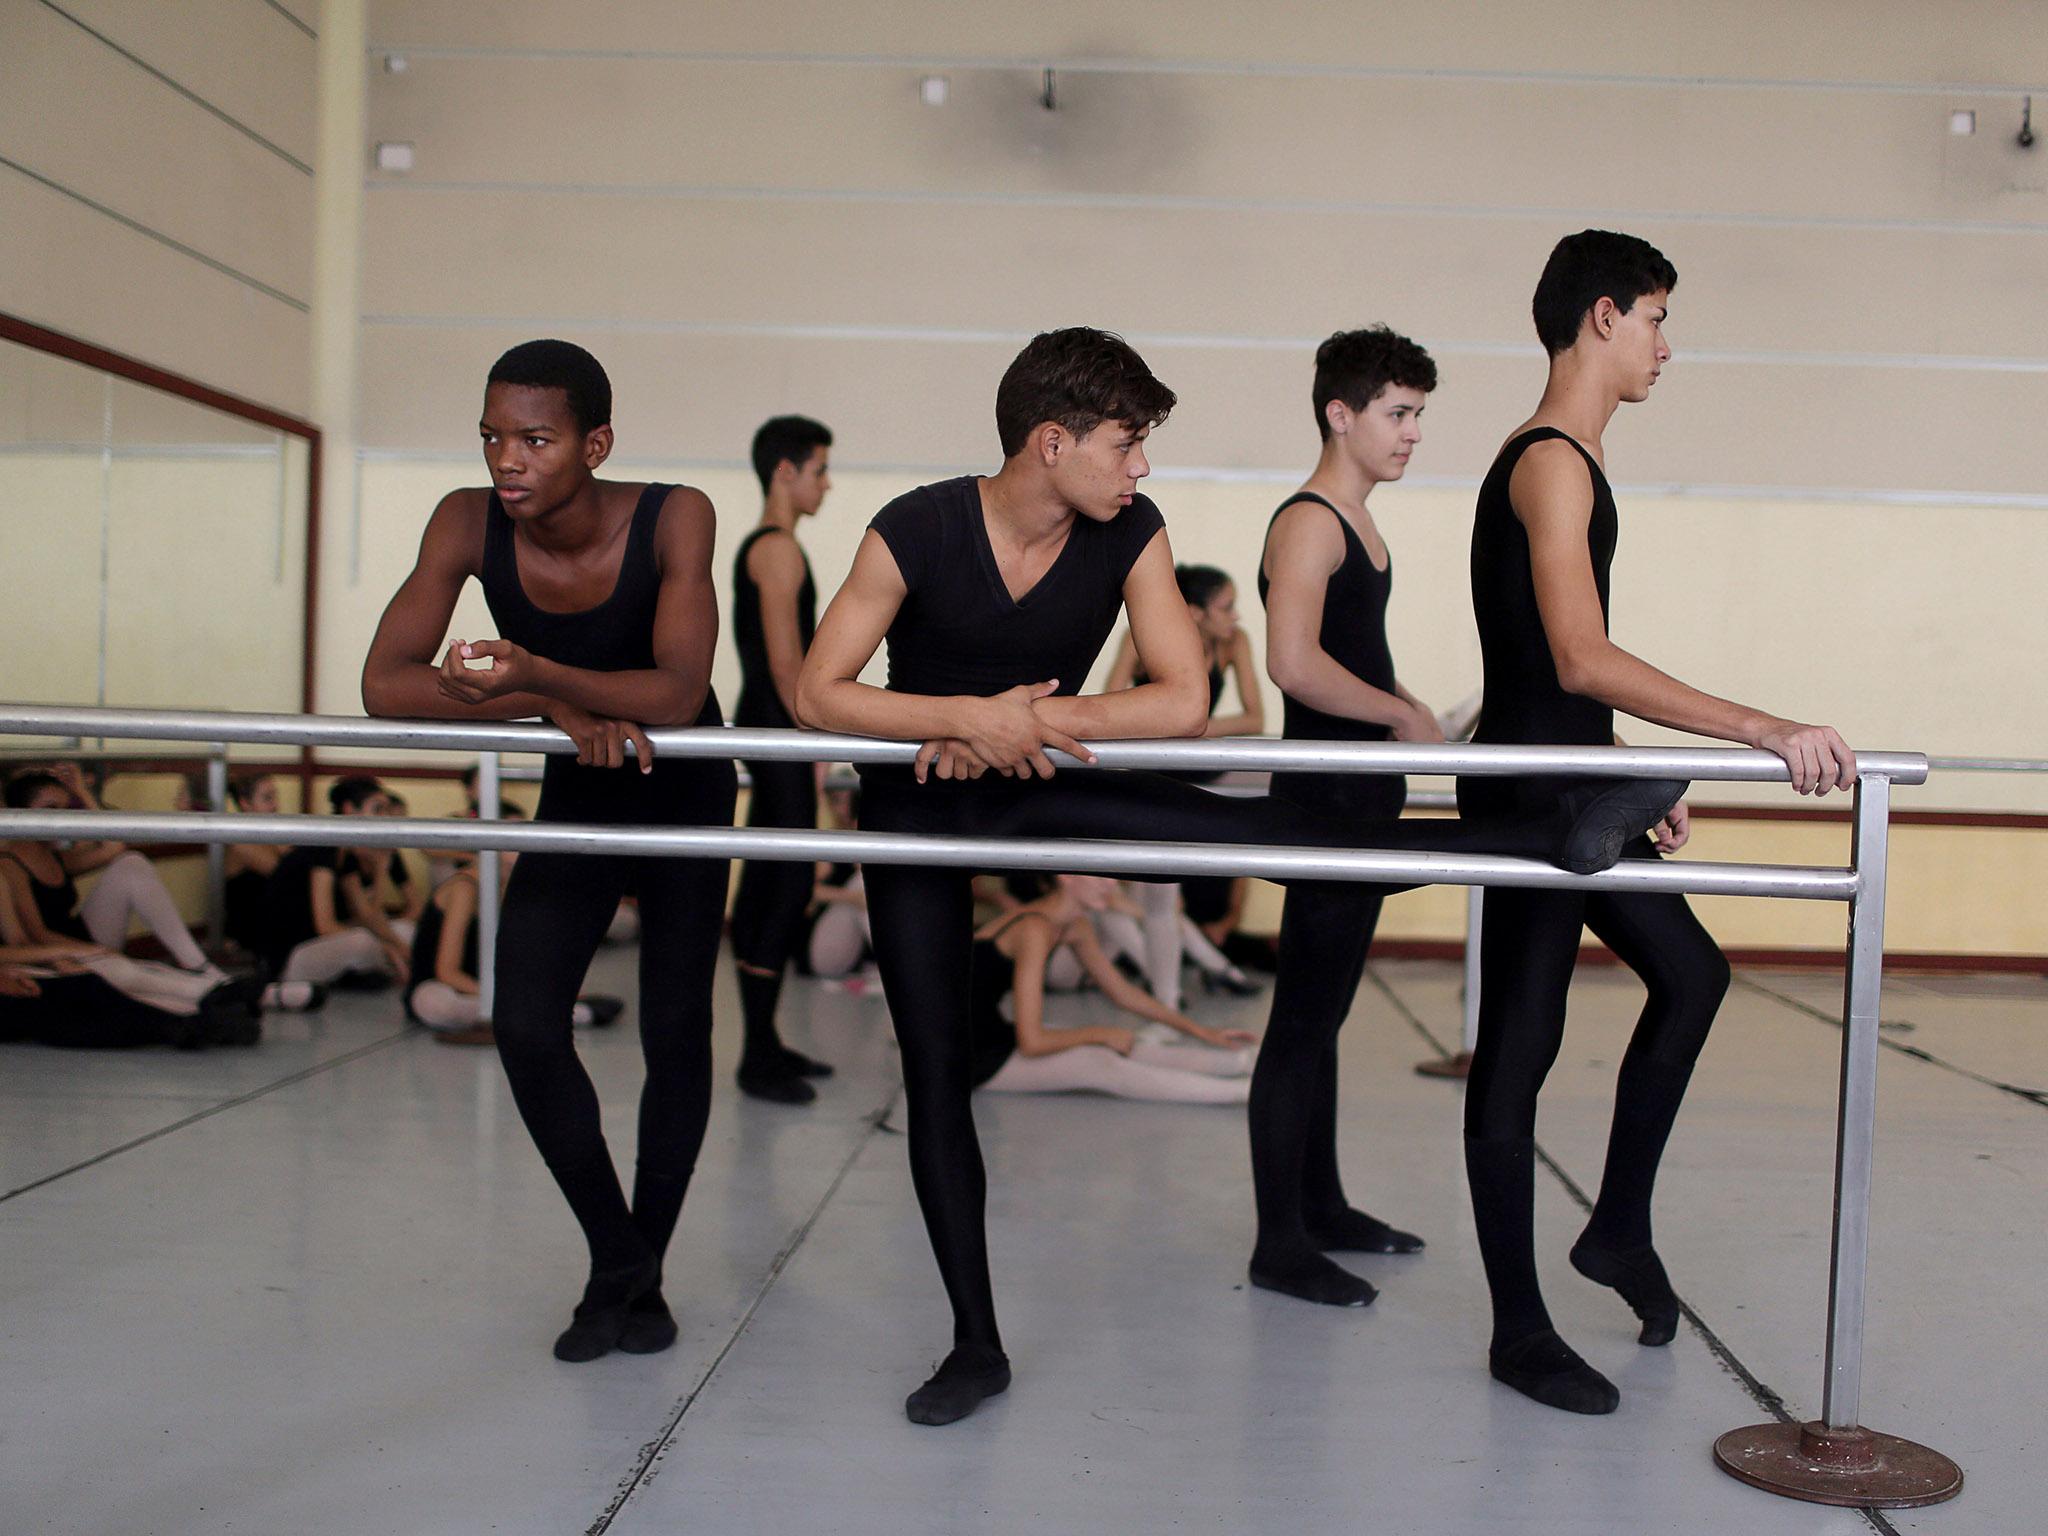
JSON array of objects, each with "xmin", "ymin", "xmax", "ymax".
[{"xmin": 1712, "ymin": 775, "xmax": 1962, "ymax": 1507}]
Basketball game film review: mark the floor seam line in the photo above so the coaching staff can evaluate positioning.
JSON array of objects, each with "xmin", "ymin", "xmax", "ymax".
[
  {"xmin": 585, "ymin": 1083, "xmax": 902, "ymax": 1535},
  {"xmin": 1366, "ymin": 965, "xmax": 1901, "ymax": 1534},
  {"xmin": 0, "ymin": 1028, "xmax": 417, "ymax": 1204},
  {"xmin": 1738, "ymin": 972, "xmax": 2048, "ymax": 1112}
]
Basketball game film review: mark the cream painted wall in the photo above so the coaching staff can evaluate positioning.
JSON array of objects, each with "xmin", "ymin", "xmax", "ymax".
[{"xmin": 0, "ymin": 0, "xmax": 317, "ymax": 411}]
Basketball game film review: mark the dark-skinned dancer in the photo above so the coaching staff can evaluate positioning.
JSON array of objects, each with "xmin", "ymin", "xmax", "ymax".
[
  {"xmin": 1462, "ymin": 232, "xmax": 1856, "ymax": 1414},
  {"xmin": 728, "ymin": 414, "xmax": 836, "ymax": 1103},
  {"xmin": 363, "ymin": 340, "xmax": 736, "ymax": 1363},
  {"xmin": 794, "ymin": 328, "xmax": 1688, "ymax": 1427}
]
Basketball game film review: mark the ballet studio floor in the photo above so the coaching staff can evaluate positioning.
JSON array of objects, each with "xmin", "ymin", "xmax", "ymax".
[{"xmin": 2, "ymin": 950, "xmax": 2039, "ymax": 1536}]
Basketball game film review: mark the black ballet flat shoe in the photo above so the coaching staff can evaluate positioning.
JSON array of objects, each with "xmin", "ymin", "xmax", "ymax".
[
  {"xmin": 737, "ymin": 1065, "xmax": 817, "ymax": 1105},
  {"xmin": 1248, "ymin": 1247, "xmax": 1378, "ymax": 1308},
  {"xmin": 905, "ymin": 1347, "xmax": 1012, "ymax": 1426},
  {"xmin": 1555, "ymin": 778, "xmax": 1690, "ymax": 874},
  {"xmin": 1306, "ymin": 1209, "xmax": 1426, "ymax": 1256},
  {"xmin": 1200, "ymin": 968, "xmax": 1264, "ymax": 998},
  {"xmin": 1489, "ymin": 1329, "xmax": 1620, "ymax": 1415},
  {"xmin": 1570, "ymin": 1235, "xmax": 1681, "ymax": 1346},
  {"xmin": 198, "ymin": 984, "xmax": 262, "ymax": 1047},
  {"xmin": 776, "ymin": 1045, "xmax": 835, "ymax": 1079},
  {"xmin": 330, "ymin": 968, "xmax": 395, "ymax": 993},
  {"xmin": 553, "ymin": 1258, "xmax": 661, "ymax": 1363},
  {"xmin": 616, "ymin": 1287, "xmax": 679, "ymax": 1355},
  {"xmin": 578, "ymin": 994, "xmax": 626, "ymax": 1028}
]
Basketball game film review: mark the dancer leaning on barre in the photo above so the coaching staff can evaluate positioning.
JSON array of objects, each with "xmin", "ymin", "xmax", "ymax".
[
  {"xmin": 966, "ymin": 876, "xmax": 1256, "ymax": 1103},
  {"xmin": 362, "ymin": 339, "xmax": 737, "ymax": 1365},
  {"xmin": 1460, "ymin": 231, "xmax": 1857, "ymax": 1416},
  {"xmin": 793, "ymin": 326, "xmax": 1687, "ymax": 1428}
]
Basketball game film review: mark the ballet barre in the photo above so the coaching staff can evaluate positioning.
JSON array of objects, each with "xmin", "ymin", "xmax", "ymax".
[{"xmin": 0, "ymin": 702, "xmax": 1960, "ymax": 1508}]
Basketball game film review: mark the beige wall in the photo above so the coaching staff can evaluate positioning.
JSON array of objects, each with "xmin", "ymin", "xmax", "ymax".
[
  {"xmin": 8, "ymin": 2, "xmax": 2047, "ymax": 955},
  {"xmin": 0, "ymin": 0, "xmax": 317, "ymax": 411}
]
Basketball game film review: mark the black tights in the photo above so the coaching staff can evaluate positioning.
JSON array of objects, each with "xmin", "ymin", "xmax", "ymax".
[
  {"xmin": 863, "ymin": 768, "xmax": 1545, "ymax": 1355},
  {"xmin": 1461, "ymin": 846, "xmax": 1731, "ymax": 1347},
  {"xmin": 728, "ymin": 757, "xmax": 818, "ymax": 1067},
  {"xmin": 492, "ymin": 769, "xmax": 735, "ymax": 1286}
]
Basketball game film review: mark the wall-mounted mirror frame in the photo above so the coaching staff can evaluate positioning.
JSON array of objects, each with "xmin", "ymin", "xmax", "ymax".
[{"xmin": 0, "ymin": 309, "xmax": 322, "ymax": 789}]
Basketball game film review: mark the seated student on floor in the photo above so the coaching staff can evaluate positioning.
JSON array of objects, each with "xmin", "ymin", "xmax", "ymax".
[
  {"xmin": 968, "ymin": 875, "xmax": 1257, "ymax": 1104},
  {"xmin": 0, "ymin": 954, "xmax": 251, "ymax": 1051},
  {"xmin": 405, "ymin": 801, "xmax": 622, "ymax": 1045},
  {"xmin": 262, "ymin": 778, "xmax": 414, "ymax": 990},
  {"xmin": 362, "ymin": 790, "xmax": 428, "ymax": 926}
]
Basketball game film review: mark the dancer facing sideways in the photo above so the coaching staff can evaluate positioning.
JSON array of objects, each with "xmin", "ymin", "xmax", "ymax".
[{"xmin": 1461, "ymin": 230, "xmax": 1854, "ymax": 1415}]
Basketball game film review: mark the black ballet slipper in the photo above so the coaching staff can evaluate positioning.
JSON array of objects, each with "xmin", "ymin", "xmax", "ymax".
[
  {"xmin": 1488, "ymin": 1329, "xmax": 1620, "ymax": 1415},
  {"xmin": 1554, "ymin": 778, "xmax": 1689, "ymax": 875},
  {"xmin": 776, "ymin": 1045, "xmax": 835, "ymax": 1079},
  {"xmin": 1200, "ymin": 968, "xmax": 1264, "ymax": 998},
  {"xmin": 198, "ymin": 984, "xmax": 262, "ymax": 1047},
  {"xmin": 1248, "ymin": 1247, "xmax": 1378, "ymax": 1307},
  {"xmin": 553, "ymin": 1257, "xmax": 660, "ymax": 1363},
  {"xmin": 1570, "ymin": 1235, "xmax": 1681, "ymax": 1346},
  {"xmin": 736, "ymin": 1063, "xmax": 817, "ymax": 1104},
  {"xmin": 905, "ymin": 1346, "xmax": 1012, "ymax": 1426},
  {"xmin": 615, "ymin": 1287, "xmax": 679, "ymax": 1356},
  {"xmin": 1306, "ymin": 1207, "xmax": 1426, "ymax": 1255}
]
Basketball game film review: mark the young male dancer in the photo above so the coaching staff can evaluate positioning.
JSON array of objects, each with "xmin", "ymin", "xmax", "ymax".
[
  {"xmin": 1462, "ymin": 231, "xmax": 1855, "ymax": 1414},
  {"xmin": 363, "ymin": 340, "xmax": 737, "ymax": 1364},
  {"xmin": 728, "ymin": 414, "xmax": 836, "ymax": 1104},
  {"xmin": 795, "ymin": 328, "xmax": 1683, "ymax": 1427},
  {"xmin": 1249, "ymin": 326, "xmax": 1439, "ymax": 1307}
]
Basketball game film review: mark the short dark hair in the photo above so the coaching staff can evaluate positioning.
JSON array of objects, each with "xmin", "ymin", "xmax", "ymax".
[
  {"xmin": 3, "ymin": 770, "xmax": 63, "ymax": 809},
  {"xmin": 486, "ymin": 339, "xmax": 612, "ymax": 434},
  {"xmin": 1312, "ymin": 326, "xmax": 1437, "ymax": 440},
  {"xmin": 228, "ymin": 773, "xmax": 272, "ymax": 809},
  {"xmin": 994, "ymin": 329, "xmax": 1176, "ymax": 457},
  {"xmin": 1532, "ymin": 231, "xmax": 1678, "ymax": 357},
  {"xmin": 328, "ymin": 776, "xmax": 384, "ymax": 813},
  {"xmin": 750, "ymin": 415, "xmax": 834, "ymax": 494},
  {"xmin": 1174, "ymin": 564, "xmax": 1233, "ymax": 609}
]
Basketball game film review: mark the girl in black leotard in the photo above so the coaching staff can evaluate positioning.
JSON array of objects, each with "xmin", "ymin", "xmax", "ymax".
[
  {"xmin": 1250, "ymin": 325, "xmax": 1447, "ymax": 1310},
  {"xmin": 794, "ymin": 328, "xmax": 1680, "ymax": 1428},
  {"xmin": 363, "ymin": 340, "xmax": 736, "ymax": 1365},
  {"xmin": 727, "ymin": 414, "xmax": 836, "ymax": 1102}
]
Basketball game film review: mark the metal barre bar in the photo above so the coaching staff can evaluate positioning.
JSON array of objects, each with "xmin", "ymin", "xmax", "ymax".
[
  {"xmin": 0, "ymin": 703, "xmax": 1930, "ymax": 785},
  {"xmin": 0, "ymin": 809, "xmax": 1859, "ymax": 902}
]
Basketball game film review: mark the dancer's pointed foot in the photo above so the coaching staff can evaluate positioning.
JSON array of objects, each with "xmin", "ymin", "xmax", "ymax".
[
  {"xmin": 1488, "ymin": 1328, "xmax": 1619, "ymax": 1414},
  {"xmin": 905, "ymin": 1346, "xmax": 1011, "ymax": 1426},
  {"xmin": 776, "ymin": 1044, "xmax": 835, "ymax": 1079},
  {"xmin": 1570, "ymin": 1233, "xmax": 1681, "ymax": 1345},
  {"xmin": 1555, "ymin": 779, "xmax": 1689, "ymax": 874}
]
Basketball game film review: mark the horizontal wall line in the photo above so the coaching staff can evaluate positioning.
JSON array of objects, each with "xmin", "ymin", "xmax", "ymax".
[
  {"xmin": 0, "ymin": 156, "xmax": 310, "ymax": 313},
  {"xmin": 359, "ymin": 41, "xmax": 2048, "ymax": 100},
  {"xmin": 40, "ymin": 0, "xmax": 313, "ymax": 175},
  {"xmin": 362, "ymin": 178, "xmax": 2048, "ymax": 239},
  {"xmin": 357, "ymin": 313, "xmax": 2048, "ymax": 376},
  {"xmin": 0, "ymin": 442, "xmax": 285, "ymax": 459},
  {"xmin": 350, "ymin": 447, "xmax": 2048, "ymax": 510}
]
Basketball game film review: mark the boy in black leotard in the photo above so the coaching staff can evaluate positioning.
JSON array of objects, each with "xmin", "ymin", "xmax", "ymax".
[
  {"xmin": 1249, "ymin": 326, "xmax": 1441, "ymax": 1308},
  {"xmin": 363, "ymin": 340, "xmax": 737, "ymax": 1366},
  {"xmin": 728, "ymin": 414, "xmax": 836, "ymax": 1104},
  {"xmin": 795, "ymin": 328, "xmax": 1684, "ymax": 1429},
  {"xmin": 1462, "ymin": 231, "xmax": 1857, "ymax": 1415}
]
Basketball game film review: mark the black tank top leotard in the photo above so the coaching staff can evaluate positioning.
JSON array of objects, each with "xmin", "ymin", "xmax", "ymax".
[
  {"xmin": 478, "ymin": 482, "xmax": 725, "ymax": 823},
  {"xmin": 0, "ymin": 851, "xmax": 87, "ymax": 941},
  {"xmin": 967, "ymin": 910, "xmax": 1054, "ymax": 1086},
  {"xmin": 406, "ymin": 876, "xmax": 481, "ymax": 1015},
  {"xmin": 861, "ymin": 475, "xmax": 1164, "ymax": 789},
  {"xmin": 1257, "ymin": 492, "xmax": 1406, "ymax": 818},
  {"xmin": 1465, "ymin": 427, "xmax": 1617, "ymax": 815},
  {"xmin": 731, "ymin": 525, "xmax": 816, "ymax": 730}
]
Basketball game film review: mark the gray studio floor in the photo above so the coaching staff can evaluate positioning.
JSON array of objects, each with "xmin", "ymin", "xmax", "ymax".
[{"xmin": 3, "ymin": 948, "xmax": 2041, "ymax": 1536}]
